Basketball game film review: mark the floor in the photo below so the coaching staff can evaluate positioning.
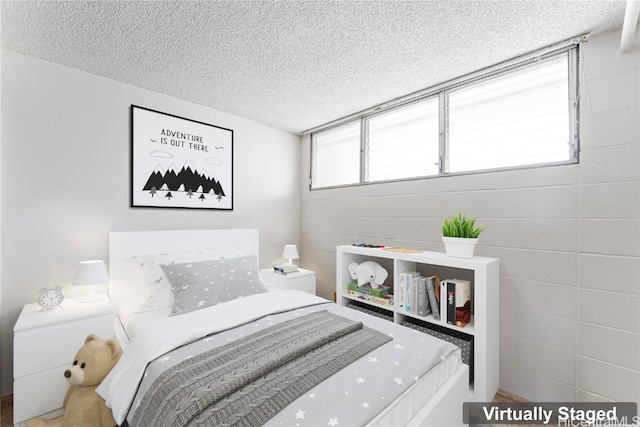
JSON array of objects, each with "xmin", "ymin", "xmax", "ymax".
[
  {"xmin": 489, "ymin": 390, "xmax": 548, "ymax": 427},
  {"xmin": 1, "ymin": 394, "xmax": 12, "ymax": 427},
  {"xmin": 1, "ymin": 390, "xmax": 539, "ymax": 427}
]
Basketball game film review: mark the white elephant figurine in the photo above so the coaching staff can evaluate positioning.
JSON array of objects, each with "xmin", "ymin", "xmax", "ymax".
[{"xmin": 348, "ymin": 261, "xmax": 388, "ymax": 289}]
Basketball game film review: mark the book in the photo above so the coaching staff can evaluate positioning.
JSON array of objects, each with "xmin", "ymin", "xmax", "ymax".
[
  {"xmin": 426, "ymin": 276, "xmax": 440, "ymax": 321},
  {"xmin": 400, "ymin": 271, "xmax": 420, "ymax": 313},
  {"xmin": 273, "ymin": 263, "xmax": 298, "ymax": 271},
  {"xmin": 440, "ymin": 280, "xmax": 447, "ymax": 323},
  {"xmin": 409, "ymin": 272, "xmax": 420, "ymax": 313},
  {"xmin": 346, "ymin": 288, "xmax": 394, "ymax": 306},
  {"xmin": 273, "ymin": 270, "xmax": 299, "ymax": 275},
  {"xmin": 382, "ymin": 247, "xmax": 423, "ymax": 254},
  {"xmin": 417, "ymin": 276, "xmax": 432, "ymax": 316},
  {"xmin": 446, "ymin": 281, "xmax": 456, "ymax": 325},
  {"xmin": 347, "ymin": 282, "xmax": 391, "ymax": 298},
  {"xmin": 404, "ymin": 273, "xmax": 412, "ymax": 312},
  {"xmin": 416, "ymin": 277, "xmax": 425, "ymax": 316},
  {"xmin": 411, "ymin": 276, "xmax": 419, "ymax": 314},
  {"xmin": 453, "ymin": 279, "xmax": 472, "ymax": 328},
  {"xmin": 273, "ymin": 263, "xmax": 299, "ymax": 274}
]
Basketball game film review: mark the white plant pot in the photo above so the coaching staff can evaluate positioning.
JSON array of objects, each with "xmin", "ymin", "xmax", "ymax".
[{"xmin": 442, "ymin": 236, "xmax": 478, "ymax": 258}]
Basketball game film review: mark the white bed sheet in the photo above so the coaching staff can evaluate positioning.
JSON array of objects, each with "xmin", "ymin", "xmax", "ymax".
[
  {"xmin": 117, "ymin": 302, "xmax": 171, "ymax": 340},
  {"xmin": 117, "ymin": 283, "xmax": 284, "ymax": 341}
]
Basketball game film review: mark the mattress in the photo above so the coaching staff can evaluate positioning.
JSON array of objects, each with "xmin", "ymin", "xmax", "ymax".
[
  {"xmin": 117, "ymin": 302, "xmax": 171, "ymax": 341},
  {"xmin": 104, "ymin": 291, "xmax": 462, "ymax": 426}
]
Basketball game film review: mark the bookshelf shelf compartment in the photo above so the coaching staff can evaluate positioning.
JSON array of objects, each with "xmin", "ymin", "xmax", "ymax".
[
  {"xmin": 336, "ymin": 245, "xmax": 499, "ymax": 402},
  {"xmin": 397, "ymin": 310, "xmax": 476, "ymax": 335},
  {"xmin": 342, "ymin": 292, "xmax": 394, "ymax": 310}
]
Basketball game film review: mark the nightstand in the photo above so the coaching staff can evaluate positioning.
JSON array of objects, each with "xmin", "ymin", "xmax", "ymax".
[
  {"xmin": 13, "ymin": 295, "xmax": 114, "ymax": 425},
  {"xmin": 260, "ymin": 268, "xmax": 316, "ymax": 295}
]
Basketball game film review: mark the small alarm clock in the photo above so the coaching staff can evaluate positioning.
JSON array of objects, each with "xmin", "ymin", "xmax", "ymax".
[{"xmin": 38, "ymin": 286, "xmax": 64, "ymax": 310}]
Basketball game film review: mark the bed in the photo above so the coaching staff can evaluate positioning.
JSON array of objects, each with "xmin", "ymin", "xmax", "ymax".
[{"xmin": 98, "ymin": 229, "xmax": 470, "ymax": 426}]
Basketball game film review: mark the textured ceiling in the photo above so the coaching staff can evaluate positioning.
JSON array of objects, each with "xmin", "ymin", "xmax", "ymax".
[{"xmin": 1, "ymin": 1, "xmax": 629, "ymax": 134}]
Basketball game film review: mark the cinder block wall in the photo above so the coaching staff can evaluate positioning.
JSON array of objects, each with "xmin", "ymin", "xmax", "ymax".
[{"xmin": 299, "ymin": 29, "xmax": 639, "ymax": 405}]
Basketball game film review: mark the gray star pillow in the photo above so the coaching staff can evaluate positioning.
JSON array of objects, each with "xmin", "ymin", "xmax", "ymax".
[{"xmin": 160, "ymin": 255, "xmax": 267, "ymax": 316}]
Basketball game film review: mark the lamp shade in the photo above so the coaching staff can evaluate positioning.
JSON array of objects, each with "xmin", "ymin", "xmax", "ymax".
[
  {"xmin": 73, "ymin": 260, "xmax": 109, "ymax": 286},
  {"xmin": 282, "ymin": 244, "xmax": 299, "ymax": 262}
]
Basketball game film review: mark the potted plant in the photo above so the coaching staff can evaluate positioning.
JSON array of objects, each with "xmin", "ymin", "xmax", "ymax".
[{"xmin": 442, "ymin": 213, "xmax": 486, "ymax": 258}]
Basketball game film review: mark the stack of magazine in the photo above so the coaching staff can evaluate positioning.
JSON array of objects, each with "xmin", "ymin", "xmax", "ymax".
[
  {"xmin": 346, "ymin": 282, "xmax": 394, "ymax": 306},
  {"xmin": 273, "ymin": 263, "xmax": 299, "ymax": 275}
]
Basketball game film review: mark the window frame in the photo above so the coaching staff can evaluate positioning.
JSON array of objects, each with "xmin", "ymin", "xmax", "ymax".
[
  {"xmin": 310, "ymin": 119, "xmax": 363, "ymax": 189},
  {"xmin": 309, "ymin": 44, "xmax": 580, "ymax": 190},
  {"xmin": 363, "ymin": 96, "xmax": 441, "ymax": 183}
]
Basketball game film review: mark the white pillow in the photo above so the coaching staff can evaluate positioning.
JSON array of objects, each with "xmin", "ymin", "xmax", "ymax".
[{"xmin": 127, "ymin": 247, "xmax": 256, "ymax": 313}]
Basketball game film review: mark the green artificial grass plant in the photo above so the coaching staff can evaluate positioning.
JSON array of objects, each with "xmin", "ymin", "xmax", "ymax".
[{"xmin": 442, "ymin": 213, "xmax": 486, "ymax": 239}]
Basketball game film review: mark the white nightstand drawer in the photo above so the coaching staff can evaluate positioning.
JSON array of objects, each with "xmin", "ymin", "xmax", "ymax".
[
  {"xmin": 260, "ymin": 268, "xmax": 316, "ymax": 295},
  {"xmin": 14, "ymin": 365, "xmax": 68, "ymax": 422},
  {"xmin": 14, "ymin": 313, "xmax": 113, "ymax": 377},
  {"xmin": 13, "ymin": 295, "xmax": 114, "ymax": 424}
]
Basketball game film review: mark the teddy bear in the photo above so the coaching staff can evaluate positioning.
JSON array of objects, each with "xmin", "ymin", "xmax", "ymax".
[{"xmin": 26, "ymin": 334, "xmax": 122, "ymax": 427}]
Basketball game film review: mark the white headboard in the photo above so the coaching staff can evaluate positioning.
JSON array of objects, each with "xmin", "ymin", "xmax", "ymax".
[{"xmin": 108, "ymin": 229, "xmax": 259, "ymax": 315}]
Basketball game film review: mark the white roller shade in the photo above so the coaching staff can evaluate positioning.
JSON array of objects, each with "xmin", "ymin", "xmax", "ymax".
[
  {"xmin": 447, "ymin": 54, "xmax": 572, "ymax": 173},
  {"xmin": 366, "ymin": 98, "xmax": 440, "ymax": 182}
]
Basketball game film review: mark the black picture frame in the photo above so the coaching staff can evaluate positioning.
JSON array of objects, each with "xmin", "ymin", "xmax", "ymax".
[{"xmin": 130, "ymin": 105, "xmax": 233, "ymax": 210}]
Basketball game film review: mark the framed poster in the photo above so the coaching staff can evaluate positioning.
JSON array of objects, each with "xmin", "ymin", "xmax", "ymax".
[{"xmin": 131, "ymin": 105, "xmax": 233, "ymax": 210}]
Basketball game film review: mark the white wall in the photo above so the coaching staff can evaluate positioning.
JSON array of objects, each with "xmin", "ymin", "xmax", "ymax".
[
  {"xmin": 300, "ymin": 29, "xmax": 639, "ymax": 405},
  {"xmin": 573, "ymin": 30, "xmax": 639, "ymax": 407},
  {"xmin": 0, "ymin": 50, "xmax": 302, "ymax": 395}
]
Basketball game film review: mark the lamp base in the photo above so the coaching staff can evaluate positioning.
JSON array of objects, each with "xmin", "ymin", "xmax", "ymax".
[
  {"xmin": 78, "ymin": 286, "xmax": 103, "ymax": 303},
  {"xmin": 78, "ymin": 294, "xmax": 103, "ymax": 303}
]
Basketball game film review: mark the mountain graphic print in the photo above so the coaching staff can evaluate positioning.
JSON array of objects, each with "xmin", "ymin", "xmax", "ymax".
[
  {"xmin": 131, "ymin": 105, "xmax": 233, "ymax": 210},
  {"xmin": 143, "ymin": 162, "xmax": 225, "ymax": 197}
]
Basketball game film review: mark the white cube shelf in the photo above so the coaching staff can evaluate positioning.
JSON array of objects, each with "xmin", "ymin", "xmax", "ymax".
[{"xmin": 336, "ymin": 245, "xmax": 499, "ymax": 402}]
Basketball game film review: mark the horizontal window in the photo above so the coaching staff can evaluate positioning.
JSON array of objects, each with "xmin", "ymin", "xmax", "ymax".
[
  {"xmin": 310, "ymin": 46, "xmax": 578, "ymax": 190},
  {"xmin": 311, "ymin": 120, "xmax": 360, "ymax": 188},
  {"xmin": 446, "ymin": 55, "xmax": 572, "ymax": 173},
  {"xmin": 366, "ymin": 98, "xmax": 440, "ymax": 182}
]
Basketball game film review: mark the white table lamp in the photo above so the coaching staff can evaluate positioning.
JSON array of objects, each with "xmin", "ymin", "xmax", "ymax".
[
  {"xmin": 282, "ymin": 244, "xmax": 299, "ymax": 265},
  {"xmin": 73, "ymin": 260, "xmax": 108, "ymax": 302}
]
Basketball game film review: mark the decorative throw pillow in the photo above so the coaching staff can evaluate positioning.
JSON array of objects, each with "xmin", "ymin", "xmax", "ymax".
[
  {"xmin": 161, "ymin": 254, "xmax": 267, "ymax": 315},
  {"xmin": 125, "ymin": 254, "xmax": 174, "ymax": 313},
  {"xmin": 129, "ymin": 247, "xmax": 243, "ymax": 313}
]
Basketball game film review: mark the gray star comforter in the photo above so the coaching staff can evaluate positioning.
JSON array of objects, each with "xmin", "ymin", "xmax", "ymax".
[{"xmin": 98, "ymin": 291, "xmax": 460, "ymax": 426}]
